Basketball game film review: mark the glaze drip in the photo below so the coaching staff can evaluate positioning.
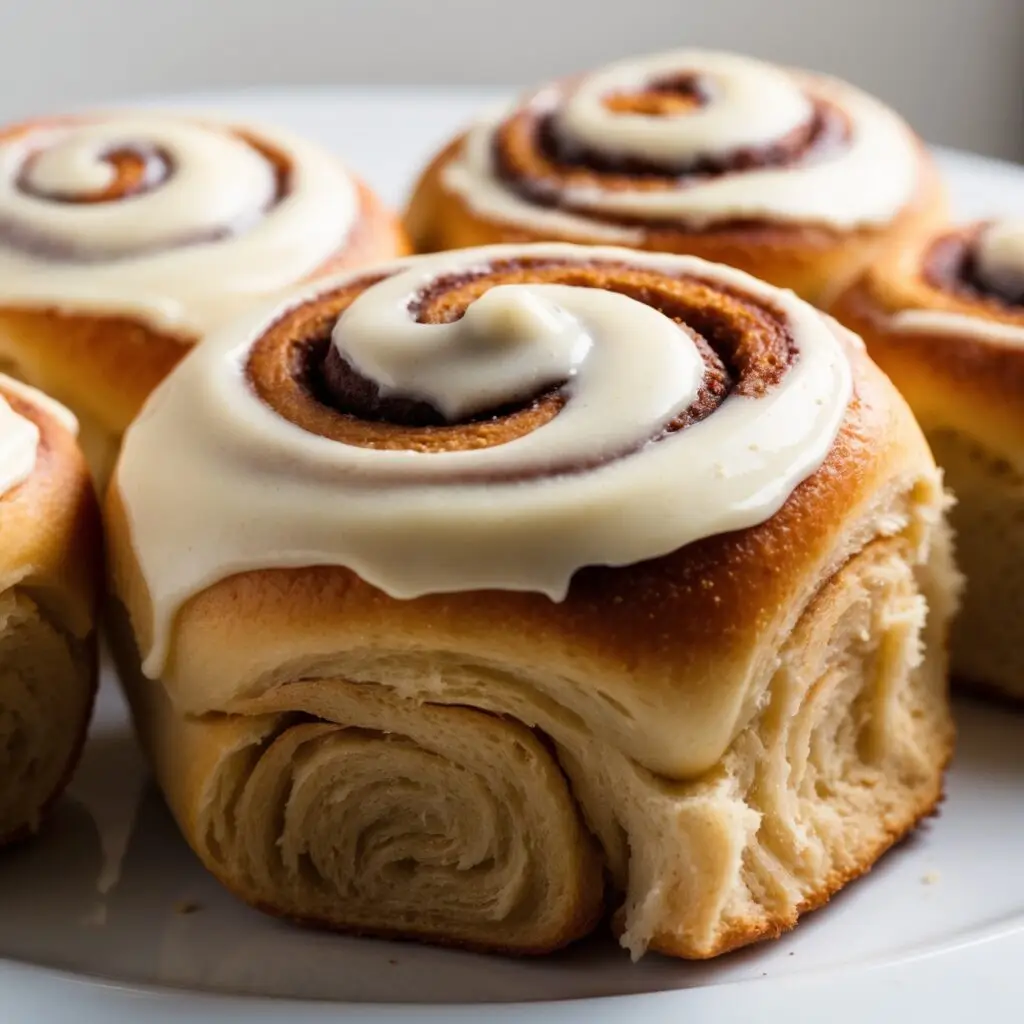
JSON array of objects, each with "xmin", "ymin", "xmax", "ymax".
[{"xmin": 116, "ymin": 244, "xmax": 854, "ymax": 676}]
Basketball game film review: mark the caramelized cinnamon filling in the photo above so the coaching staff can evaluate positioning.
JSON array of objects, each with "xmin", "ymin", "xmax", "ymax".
[
  {"xmin": 492, "ymin": 95, "xmax": 848, "ymax": 228},
  {"xmin": 16, "ymin": 131, "xmax": 291, "ymax": 208},
  {"xmin": 247, "ymin": 259, "xmax": 797, "ymax": 469},
  {"xmin": 17, "ymin": 145, "xmax": 172, "ymax": 203},
  {"xmin": 319, "ymin": 345, "xmax": 564, "ymax": 429},
  {"xmin": 602, "ymin": 73, "xmax": 709, "ymax": 118},
  {"xmin": 2, "ymin": 129, "xmax": 293, "ymax": 262},
  {"xmin": 923, "ymin": 227, "xmax": 1024, "ymax": 309}
]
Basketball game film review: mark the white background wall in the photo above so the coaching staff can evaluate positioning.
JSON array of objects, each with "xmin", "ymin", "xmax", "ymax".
[{"xmin": 1, "ymin": 0, "xmax": 1021, "ymax": 159}]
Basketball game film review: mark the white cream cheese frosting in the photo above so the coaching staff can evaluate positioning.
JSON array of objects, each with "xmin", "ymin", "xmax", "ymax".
[
  {"xmin": 0, "ymin": 112, "xmax": 359, "ymax": 335},
  {"xmin": 892, "ymin": 221, "xmax": 1024, "ymax": 346},
  {"xmin": 0, "ymin": 374, "xmax": 78, "ymax": 496},
  {"xmin": 115, "ymin": 244, "xmax": 854, "ymax": 677},
  {"xmin": 442, "ymin": 50, "xmax": 921, "ymax": 235}
]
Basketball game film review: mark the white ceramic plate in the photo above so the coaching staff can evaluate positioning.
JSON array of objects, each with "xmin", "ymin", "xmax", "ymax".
[{"xmin": 2, "ymin": 89, "xmax": 1023, "ymax": 1023}]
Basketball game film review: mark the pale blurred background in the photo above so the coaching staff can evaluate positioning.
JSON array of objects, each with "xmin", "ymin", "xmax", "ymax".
[{"xmin": 2, "ymin": 0, "xmax": 1021, "ymax": 160}]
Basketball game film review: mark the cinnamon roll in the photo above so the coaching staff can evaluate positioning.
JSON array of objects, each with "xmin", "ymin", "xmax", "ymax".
[
  {"xmin": 831, "ymin": 220, "xmax": 1024, "ymax": 704},
  {"xmin": 405, "ymin": 50, "xmax": 945, "ymax": 306},
  {"xmin": 0, "ymin": 375, "xmax": 99, "ymax": 844},
  {"xmin": 107, "ymin": 244, "xmax": 957, "ymax": 959},
  {"xmin": 0, "ymin": 112, "xmax": 409, "ymax": 480}
]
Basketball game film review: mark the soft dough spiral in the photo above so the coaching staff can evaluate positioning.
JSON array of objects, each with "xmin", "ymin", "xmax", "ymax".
[
  {"xmin": 0, "ymin": 113, "xmax": 364, "ymax": 333},
  {"xmin": 197, "ymin": 680, "xmax": 604, "ymax": 952},
  {"xmin": 110, "ymin": 243, "xmax": 956, "ymax": 958}
]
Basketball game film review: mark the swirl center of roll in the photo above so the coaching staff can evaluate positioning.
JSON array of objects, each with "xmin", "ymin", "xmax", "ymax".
[
  {"xmin": 553, "ymin": 52, "xmax": 812, "ymax": 169},
  {"xmin": 972, "ymin": 221, "xmax": 1024, "ymax": 306},
  {"xmin": 330, "ymin": 285, "xmax": 592, "ymax": 422},
  {"xmin": 118, "ymin": 244, "xmax": 855, "ymax": 676},
  {"xmin": 18, "ymin": 141, "xmax": 170, "ymax": 203},
  {"xmin": 0, "ymin": 118, "xmax": 285, "ymax": 260},
  {"xmin": 445, "ymin": 50, "xmax": 918, "ymax": 232},
  {"xmin": 329, "ymin": 278, "xmax": 702, "ymax": 426},
  {"xmin": 923, "ymin": 221, "xmax": 1024, "ymax": 310},
  {"xmin": 248, "ymin": 255, "xmax": 805, "ymax": 459},
  {"xmin": 602, "ymin": 74, "xmax": 708, "ymax": 118}
]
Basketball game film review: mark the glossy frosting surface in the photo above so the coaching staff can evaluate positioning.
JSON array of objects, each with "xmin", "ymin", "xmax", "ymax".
[
  {"xmin": 892, "ymin": 220, "xmax": 1024, "ymax": 345},
  {"xmin": 117, "ymin": 244, "xmax": 853, "ymax": 676},
  {"xmin": 0, "ymin": 374, "xmax": 78, "ymax": 496},
  {"xmin": 0, "ymin": 113, "xmax": 359, "ymax": 334},
  {"xmin": 443, "ymin": 50, "xmax": 921, "ymax": 235}
]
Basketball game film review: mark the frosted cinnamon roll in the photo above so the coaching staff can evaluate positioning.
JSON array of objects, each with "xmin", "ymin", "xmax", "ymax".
[
  {"xmin": 0, "ymin": 375, "xmax": 99, "ymax": 844},
  {"xmin": 0, "ymin": 111, "xmax": 409, "ymax": 481},
  {"xmin": 406, "ymin": 50, "xmax": 945, "ymax": 306},
  {"xmin": 831, "ymin": 220, "xmax": 1024, "ymax": 704},
  {"xmin": 107, "ymin": 244, "xmax": 957, "ymax": 959}
]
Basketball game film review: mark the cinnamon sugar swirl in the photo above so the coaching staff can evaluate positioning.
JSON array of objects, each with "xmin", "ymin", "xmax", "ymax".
[
  {"xmin": 0, "ymin": 111, "xmax": 408, "ymax": 479},
  {"xmin": 406, "ymin": 50, "xmax": 945, "ymax": 305}
]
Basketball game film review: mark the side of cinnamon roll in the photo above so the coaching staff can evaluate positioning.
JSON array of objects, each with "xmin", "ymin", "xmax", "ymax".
[
  {"xmin": 0, "ymin": 112, "xmax": 409, "ymax": 480},
  {"xmin": 405, "ymin": 50, "xmax": 946, "ymax": 306},
  {"xmin": 832, "ymin": 220, "xmax": 1024, "ymax": 703},
  {"xmin": 107, "ymin": 244, "xmax": 957, "ymax": 959},
  {"xmin": 0, "ymin": 375, "xmax": 99, "ymax": 843}
]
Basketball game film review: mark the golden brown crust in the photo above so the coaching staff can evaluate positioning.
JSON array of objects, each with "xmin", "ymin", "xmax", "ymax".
[
  {"xmin": 0, "ymin": 381, "xmax": 100, "ymax": 844},
  {"xmin": 104, "ymin": 240, "xmax": 954, "ymax": 956},
  {"xmin": 0, "ymin": 177, "xmax": 410, "ymax": 441},
  {"xmin": 133, "ymin": 344, "xmax": 906, "ymax": 673},
  {"xmin": 405, "ymin": 135, "xmax": 947, "ymax": 306},
  {"xmin": 830, "ymin": 233, "xmax": 1024, "ymax": 703},
  {"xmin": 0, "ymin": 309, "xmax": 189, "ymax": 440},
  {"xmin": 829, "ymin": 232, "xmax": 1024, "ymax": 457},
  {"xmin": 0, "ymin": 382, "xmax": 101, "ymax": 635},
  {"xmin": 107, "ymin": 335, "xmax": 937, "ymax": 782},
  {"xmin": 108, "ymin": 508, "xmax": 954, "ymax": 958}
]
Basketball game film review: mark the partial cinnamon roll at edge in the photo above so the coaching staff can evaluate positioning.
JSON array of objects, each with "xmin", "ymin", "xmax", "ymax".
[
  {"xmin": 0, "ymin": 112, "xmax": 409, "ymax": 481},
  {"xmin": 831, "ymin": 219, "xmax": 1024, "ymax": 703},
  {"xmin": 107, "ymin": 244, "xmax": 957, "ymax": 958},
  {"xmin": 405, "ymin": 49, "xmax": 946, "ymax": 306},
  {"xmin": 0, "ymin": 375, "xmax": 99, "ymax": 844}
]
